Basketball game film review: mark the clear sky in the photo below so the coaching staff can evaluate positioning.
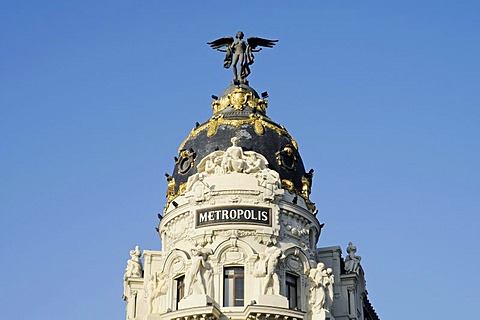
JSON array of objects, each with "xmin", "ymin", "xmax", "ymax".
[{"xmin": 1, "ymin": 1, "xmax": 479, "ymax": 319}]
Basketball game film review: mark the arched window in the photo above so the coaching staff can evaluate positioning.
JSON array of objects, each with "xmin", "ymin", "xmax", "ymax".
[{"xmin": 223, "ymin": 267, "xmax": 244, "ymax": 307}]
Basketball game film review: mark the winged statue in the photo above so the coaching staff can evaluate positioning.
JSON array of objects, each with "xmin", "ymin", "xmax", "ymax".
[{"xmin": 208, "ymin": 31, "xmax": 278, "ymax": 83}]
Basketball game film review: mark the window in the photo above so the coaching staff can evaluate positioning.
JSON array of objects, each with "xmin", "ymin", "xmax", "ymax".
[
  {"xmin": 174, "ymin": 275, "xmax": 185, "ymax": 310},
  {"xmin": 286, "ymin": 273, "xmax": 299, "ymax": 309},
  {"xmin": 223, "ymin": 267, "xmax": 244, "ymax": 307}
]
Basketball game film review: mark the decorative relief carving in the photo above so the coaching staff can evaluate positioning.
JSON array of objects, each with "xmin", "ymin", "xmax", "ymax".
[
  {"xmin": 221, "ymin": 247, "xmax": 246, "ymax": 264},
  {"xmin": 254, "ymin": 233, "xmax": 278, "ymax": 246},
  {"xmin": 302, "ymin": 242, "xmax": 316, "ymax": 263},
  {"xmin": 259, "ymin": 168, "xmax": 282, "ymax": 202},
  {"xmin": 176, "ymin": 148, "xmax": 196, "ymax": 175},
  {"xmin": 252, "ymin": 114, "xmax": 265, "ymax": 135},
  {"xmin": 192, "ymin": 233, "xmax": 214, "ymax": 247},
  {"xmin": 178, "ymin": 182, "xmax": 187, "ymax": 195},
  {"xmin": 280, "ymin": 211, "xmax": 310, "ymax": 242},
  {"xmin": 275, "ymin": 145, "xmax": 297, "ymax": 171},
  {"xmin": 171, "ymin": 257, "xmax": 185, "ymax": 275},
  {"xmin": 285, "ymin": 254, "xmax": 303, "ymax": 272},
  {"xmin": 211, "ymin": 87, "xmax": 268, "ymax": 113},
  {"xmin": 184, "ymin": 138, "xmax": 282, "ymax": 205},
  {"xmin": 229, "ymin": 195, "xmax": 240, "ymax": 203},
  {"xmin": 145, "ymin": 271, "xmax": 168, "ymax": 314},
  {"xmin": 213, "ymin": 229, "xmax": 256, "ymax": 239},
  {"xmin": 163, "ymin": 212, "xmax": 194, "ymax": 245}
]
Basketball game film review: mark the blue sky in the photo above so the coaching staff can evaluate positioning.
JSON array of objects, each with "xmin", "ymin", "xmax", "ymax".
[{"xmin": 1, "ymin": 1, "xmax": 479, "ymax": 319}]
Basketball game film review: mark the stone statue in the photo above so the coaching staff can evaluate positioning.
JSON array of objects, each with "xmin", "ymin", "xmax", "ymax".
[
  {"xmin": 204, "ymin": 265, "xmax": 214, "ymax": 298},
  {"xmin": 256, "ymin": 245, "xmax": 283, "ymax": 295},
  {"xmin": 192, "ymin": 173, "xmax": 210, "ymax": 203},
  {"xmin": 344, "ymin": 242, "xmax": 362, "ymax": 274},
  {"xmin": 145, "ymin": 274, "xmax": 155, "ymax": 313},
  {"xmin": 204, "ymin": 156, "xmax": 216, "ymax": 175},
  {"xmin": 124, "ymin": 245, "xmax": 143, "ymax": 279},
  {"xmin": 213, "ymin": 156, "xmax": 224, "ymax": 174},
  {"xmin": 123, "ymin": 246, "xmax": 143, "ymax": 317},
  {"xmin": 245, "ymin": 152, "xmax": 263, "ymax": 174},
  {"xmin": 323, "ymin": 268, "xmax": 334, "ymax": 312},
  {"xmin": 308, "ymin": 262, "xmax": 326, "ymax": 315},
  {"xmin": 222, "ymin": 137, "xmax": 245, "ymax": 173},
  {"xmin": 184, "ymin": 248, "xmax": 214, "ymax": 297},
  {"xmin": 208, "ymin": 32, "xmax": 278, "ymax": 83}
]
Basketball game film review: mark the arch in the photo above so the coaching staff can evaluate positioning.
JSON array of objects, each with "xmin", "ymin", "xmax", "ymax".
[
  {"xmin": 213, "ymin": 238, "xmax": 256, "ymax": 263},
  {"xmin": 283, "ymin": 246, "xmax": 311, "ymax": 274},
  {"xmin": 161, "ymin": 248, "xmax": 190, "ymax": 278}
]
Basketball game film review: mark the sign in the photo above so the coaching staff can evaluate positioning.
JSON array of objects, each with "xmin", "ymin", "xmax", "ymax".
[{"xmin": 196, "ymin": 206, "xmax": 271, "ymax": 227}]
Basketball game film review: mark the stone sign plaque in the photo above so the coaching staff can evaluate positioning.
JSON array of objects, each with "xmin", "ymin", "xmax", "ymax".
[{"xmin": 196, "ymin": 206, "xmax": 271, "ymax": 227}]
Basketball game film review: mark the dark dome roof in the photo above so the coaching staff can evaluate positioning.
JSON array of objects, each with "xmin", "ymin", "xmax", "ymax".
[{"xmin": 170, "ymin": 83, "xmax": 308, "ymax": 196}]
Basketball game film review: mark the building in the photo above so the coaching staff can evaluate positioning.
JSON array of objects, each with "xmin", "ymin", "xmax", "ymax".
[{"xmin": 122, "ymin": 35, "xmax": 379, "ymax": 320}]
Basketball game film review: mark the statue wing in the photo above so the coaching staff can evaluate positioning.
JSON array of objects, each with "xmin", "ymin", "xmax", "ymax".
[
  {"xmin": 247, "ymin": 37, "xmax": 278, "ymax": 50},
  {"xmin": 207, "ymin": 36, "xmax": 234, "ymax": 51}
]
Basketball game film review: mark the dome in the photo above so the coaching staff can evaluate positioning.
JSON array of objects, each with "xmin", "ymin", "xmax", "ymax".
[{"xmin": 167, "ymin": 83, "xmax": 313, "ymax": 208}]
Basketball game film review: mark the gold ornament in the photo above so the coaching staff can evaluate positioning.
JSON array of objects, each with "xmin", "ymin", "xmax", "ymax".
[
  {"xmin": 166, "ymin": 176, "xmax": 176, "ymax": 203},
  {"xmin": 281, "ymin": 179, "xmax": 295, "ymax": 192}
]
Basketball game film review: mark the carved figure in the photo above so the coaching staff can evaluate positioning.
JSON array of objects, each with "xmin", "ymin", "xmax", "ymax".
[
  {"xmin": 184, "ymin": 248, "xmax": 214, "ymax": 297},
  {"xmin": 344, "ymin": 242, "xmax": 361, "ymax": 274},
  {"xmin": 308, "ymin": 262, "xmax": 326, "ymax": 314},
  {"xmin": 204, "ymin": 266, "xmax": 214, "ymax": 298},
  {"xmin": 245, "ymin": 152, "xmax": 263, "ymax": 174},
  {"xmin": 323, "ymin": 268, "xmax": 334, "ymax": 312},
  {"xmin": 261, "ymin": 246, "xmax": 283, "ymax": 295},
  {"xmin": 146, "ymin": 271, "xmax": 169, "ymax": 314},
  {"xmin": 186, "ymin": 141, "xmax": 280, "ymax": 205},
  {"xmin": 208, "ymin": 31, "xmax": 278, "ymax": 83},
  {"xmin": 260, "ymin": 172, "xmax": 274, "ymax": 201},
  {"xmin": 124, "ymin": 245, "xmax": 142, "ymax": 279},
  {"xmin": 213, "ymin": 156, "xmax": 224, "ymax": 174},
  {"xmin": 192, "ymin": 173, "xmax": 210, "ymax": 203},
  {"xmin": 222, "ymin": 137, "xmax": 245, "ymax": 173},
  {"xmin": 253, "ymin": 254, "xmax": 267, "ymax": 278},
  {"xmin": 204, "ymin": 156, "xmax": 216, "ymax": 175},
  {"xmin": 192, "ymin": 141, "xmax": 270, "ymax": 180},
  {"xmin": 259, "ymin": 167, "xmax": 281, "ymax": 201},
  {"xmin": 145, "ymin": 274, "xmax": 155, "ymax": 313}
]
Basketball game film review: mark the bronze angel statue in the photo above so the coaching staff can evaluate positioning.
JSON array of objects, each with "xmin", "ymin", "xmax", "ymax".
[{"xmin": 208, "ymin": 31, "xmax": 278, "ymax": 83}]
